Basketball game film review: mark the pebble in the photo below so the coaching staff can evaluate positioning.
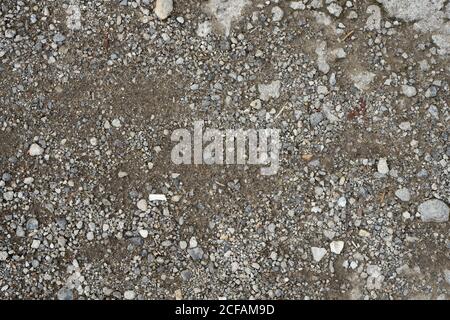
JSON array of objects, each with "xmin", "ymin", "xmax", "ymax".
[
  {"xmin": 327, "ymin": 3, "xmax": 343, "ymax": 17},
  {"xmin": 139, "ymin": 229, "xmax": 148, "ymax": 238},
  {"xmin": 2, "ymin": 173, "xmax": 12, "ymax": 182},
  {"xmin": 395, "ymin": 188, "xmax": 411, "ymax": 202},
  {"xmin": 401, "ymin": 85, "xmax": 417, "ymax": 97},
  {"xmin": 418, "ymin": 199, "xmax": 449, "ymax": 223},
  {"xmin": 337, "ymin": 197, "xmax": 347, "ymax": 208},
  {"xmin": 26, "ymin": 218, "xmax": 39, "ymax": 231},
  {"xmin": 330, "ymin": 241, "xmax": 344, "ymax": 254},
  {"xmin": 111, "ymin": 119, "xmax": 121, "ymax": 128},
  {"xmin": 311, "ymin": 247, "xmax": 327, "ymax": 262},
  {"xmin": 179, "ymin": 241, "xmax": 188, "ymax": 250},
  {"xmin": 309, "ymin": 112, "xmax": 323, "ymax": 127},
  {"xmin": 29, "ymin": 143, "xmax": 44, "ymax": 156},
  {"xmin": 31, "ymin": 239, "xmax": 41, "ymax": 249},
  {"xmin": 57, "ymin": 287, "xmax": 74, "ymax": 300},
  {"xmin": 154, "ymin": 0, "xmax": 173, "ymax": 20},
  {"xmin": 258, "ymin": 80, "xmax": 281, "ymax": 101},
  {"xmin": 0, "ymin": 251, "xmax": 8, "ymax": 261},
  {"xmin": 187, "ymin": 247, "xmax": 204, "ymax": 261},
  {"xmin": 377, "ymin": 158, "xmax": 389, "ymax": 174},
  {"xmin": 271, "ymin": 6, "xmax": 284, "ymax": 22},
  {"xmin": 137, "ymin": 199, "xmax": 148, "ymax": 211},
  {"xmin": 124, "ymin": 290, "xmax": 136, "ymax": 300}
]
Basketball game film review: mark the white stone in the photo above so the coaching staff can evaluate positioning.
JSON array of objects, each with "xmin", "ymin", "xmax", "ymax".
[
  {"xmin": 124, "ymin": 290, "xmax": 136, "ymax": 300},
  {"xmin": 31, "ymin": 239, "xmax": 41, "ymax": 249},
  {"xmin": 402, "ymin": 85, "xmax": 417, "ymax": 97},
  {"xmin": 137, "ymin": 199, "xmax": 148, "ymax": 211},
  {"xmin": 311, "ymin": 247, "xmax": 327, "ymax": 262},
  {"xmin": 395, "ymin": 188, "xmax": 411, "ymax": 202},
  {"xmin": 377, "ymin": 158, "xmax": 389, "ymax": 174},
  {"xmin": 0, "ymin": 251, "xmax": 8, "ymax": 261},
  {"xmin": 330, "ymin": 241, "xmax": 345, "ymax": 254},
  {"xmin": 148, "ymin": 194, "xmax": 167, "ymax": 201},
  {"xmin": 271, "ymin": 6, "xmax": 284, "ymax": 22},
  {"xmin": 259, "ymin": 80, "xmax": 281, "ymax": 101},
  {"xmin": 154, "ymin": 0, "xmax": 173, "ymax": 20},
  {"xmin": 29, "ymin": 143, "xmax": 44, "ymax": 156},
  {"xmin": 139, "ymin": 229, "xmax": 149, "ymax": 238}
]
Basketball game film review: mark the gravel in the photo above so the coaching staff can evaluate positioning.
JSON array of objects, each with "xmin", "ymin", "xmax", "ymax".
[{"xmin": 0, "ymin": 0, "xmax": 448, "ymax": 301}]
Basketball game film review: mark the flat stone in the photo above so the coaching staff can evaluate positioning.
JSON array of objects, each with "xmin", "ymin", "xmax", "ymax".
[
  {"xmin": 187, "ymin": 247, "xmax": 204, "ymax": 261},
  {"xmin": 57, "ymin": 287, "xmax": 73, "ymax": 300},
  {"xmin": 418, "ymin": 199, "xmax": 449, "ymax": 223},
  {"xmin": 330, "ymin": 241, "xmax": 344, "ymax": 254},
  {"xmin": 311, "ymin": 247, "xmax": 327, "ymax": 262},
  {"xmin": 259, "ymin": 80, "xmax": 281, "ymax": 101},
  {"xmin": 395, "ymin": 188, "xmax": 411, "ymax": 202}
]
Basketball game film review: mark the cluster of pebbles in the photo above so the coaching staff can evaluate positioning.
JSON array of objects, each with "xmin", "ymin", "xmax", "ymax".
[{"xmin": 0, "ymin": 0, "xmax": 449, "ymax": 300}]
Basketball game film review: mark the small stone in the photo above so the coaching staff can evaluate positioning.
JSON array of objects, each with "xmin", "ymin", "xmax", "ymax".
[
  {"xmin": 137, "ymin": 199, "xmax": 148, "ymax": 211},
  {"xmin": 330, "ymin": 241, "xmax": 344, "ymax": 254},
  {"xmin": 180, "ymin": 269, "xmax": 193, "ymax": 281},
  {"xmin": 337, "ymin": 197, "xmax": 347, "ymax": 208},
  {"xmin": 154, "ymin": 0, "xmax": 173, "ymax": 20},
  {"xmin": 179, "ymin": 241, "xmax": 188, "ymax": 250},
  {"xmin": 3, "ymin": 191, "xmax": 13, "ymax": 201},
  {"xmin": 2, "ymin": 173, "xmax": 12, "ymax": 182},
  {"xmin": 29, "ymin": 143, "xmax": 44, "ymax": 156},
  {"xmin": 395, "ymin": 188, "xmax": 411, "ymax": 202},
  {"xmin": 24, "ymin": 177, "xmax": 34, "ymax": 184},
  {"xmin": 311, "ymin": 247, "xmax": 327, "ymax": 262},
  {"xmin": 418, "ymin": 199, "xmax": 449, "ymax": 223},
  {"xmin": 111, "ymin": 119, "xmax": 121, "ymax": 128},
  {"xmin": 290, "ymin": 2, "xmax": 306, "ymax": 10},
  {"xmin": 26, "ymin": 218, "xmax": 39, "ymax": 230},
  {"xmin": 259, "ymin": 80, "xmax": 281, "ymax": 101},
  {"xmin": 0, "ymin": 251, "xmax": 8, "ymax": 261},
  {"xmin": 124, "ymin": 290, "xmax": 136, "ymax": 300},
  {"xmin": 271, "ymin": 6, "xmax": 284, "ymax": 22},
  {"xmin": 118, "ymin": 171, "xmax": 128, "ymax": 178},
  {"xmin": 139, "ymin": 229, "xmax": 148, "ymax": 238},
  {"xmin": 189, "ymin": 237, "xmax": 198, "ymax": 248},
  {"xmin": 57, "ymin": 287, "xmax": 73, "ymax": 300},
  {"xmin": 309, "ymin": 112, "xmax": 324, "ymax": 127},
  {"xmin": 377, "ymin": 158, "xmax": 389, "ymax": 174},
  {"xmin": 327, "ymin": 3, "xmax": 343, "ymax": 17},
  {"xmin": 401, "ymin": 85, "xmax": 417, "ymax": 97},
  {"xmin": 399, "ymin": 122, "xmax": 411, "ymax": 131},
  {"xmin": 444, "ymin": 270, "xmax": 450, "ymax": 285},
  {"xmin": 187, "ymin": 247, "xmax": 204, "ymax": 261},
  {"xmin": 31, "ymin": 239, "xmax": 41, "ymax": 249}
]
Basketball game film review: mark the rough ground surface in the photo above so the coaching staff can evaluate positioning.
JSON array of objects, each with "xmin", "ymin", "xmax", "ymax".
[{"xmin": 0, "ymin": 0, "xmax": 449, "ymax": 300}]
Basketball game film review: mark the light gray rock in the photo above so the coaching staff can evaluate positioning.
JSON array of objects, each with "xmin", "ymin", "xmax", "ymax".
[
  {"xmin": 311, "ymin": 247, "xmax": 327, "ymax": 262},
  {"xmin": 377, "ymin": 158, "xmax": 389, "ymax": 174},
  {"xmin": 258, "ymin": 80, "xmax": 281, "ymax": 101},
  {"xmin": 376, "ymin": 0, "xmax": 445, "ymax": 22},
  {"xmin": 57, "ymin": 287, "xmax": 73, "ymax": 300},
  {"xmin": 418, "ymin": 199, "xmax": 449, "ymax": 223},
  {"xmin": 402, "ymin": 85, "xmax": 417, "ymax": 97},
  {"xmin": 395, "ymin": 188, "xmax": 411, "ymax": 202},
  {"xmin": 187, "ymin": 247, "xmax": 204, "ymax": 260},
  {"xmin": 29, "ymin": 143, "xmax": 44, "ymax": 156},
  {"xmin": 154, "ymin": 0, "xmax": 173, "ymax": 20}
]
